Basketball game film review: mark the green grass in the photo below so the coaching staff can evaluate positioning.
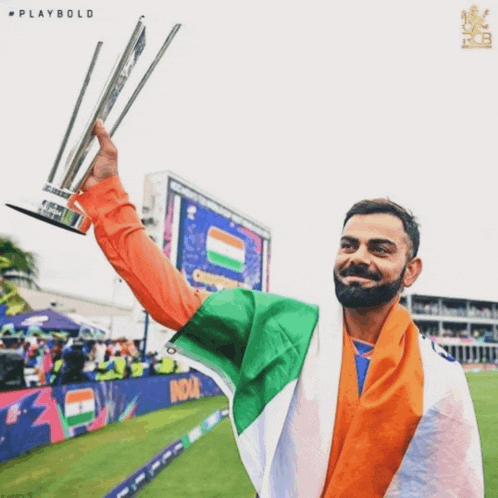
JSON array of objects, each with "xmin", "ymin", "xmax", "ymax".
[
  {"xmin": 466, "ymin": 371, "xmax": 498, "ymax": 498},
  {"xmin": 0, "ymin": 374, "xmax": 496, "ymax": 498},
  {"xmin": 0, "ymin": 396, "xmax": 230, "ymax": 498},
  {"xmin": 138, "ymin": 418, "xmax": 255, "ymax": 498}
]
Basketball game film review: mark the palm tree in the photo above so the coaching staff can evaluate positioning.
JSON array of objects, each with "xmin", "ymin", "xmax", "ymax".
[{"xmin": 0, "ymin": 237, "xmax": 39, "ymax": 289}]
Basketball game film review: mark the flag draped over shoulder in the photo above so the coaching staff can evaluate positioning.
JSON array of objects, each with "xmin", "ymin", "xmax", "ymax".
[
  {"xmin": 171, "ymin": 288, "xmax": 320, "ymax": 436},
  {"xmin": 168, "ymin": 288, "xmax": 483, "ymax": 498}
]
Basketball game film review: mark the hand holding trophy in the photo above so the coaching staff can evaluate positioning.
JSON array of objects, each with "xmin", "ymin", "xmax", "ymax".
[
  {"xmin": 81, "ymin": 119, "xmax": 118, "ymax": 192},
  {"xmin": 6, "ymin": 17, "xmax": 180, "ymax": 234}
]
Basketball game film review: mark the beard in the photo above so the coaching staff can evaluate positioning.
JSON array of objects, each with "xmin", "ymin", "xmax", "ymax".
[{"xmin": 334, "ymin": 264, "xmax": 406, "ymax": 309}]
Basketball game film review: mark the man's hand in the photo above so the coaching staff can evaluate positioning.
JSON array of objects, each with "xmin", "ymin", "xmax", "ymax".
[{"xmin": 80, "ymin": 119, "xmax": 118, "ymax": 192}]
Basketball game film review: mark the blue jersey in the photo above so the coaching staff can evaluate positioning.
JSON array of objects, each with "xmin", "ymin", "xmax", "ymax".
[{"xmin": 352, "ymin": 339, "xmax": 374, "ymax": 395}]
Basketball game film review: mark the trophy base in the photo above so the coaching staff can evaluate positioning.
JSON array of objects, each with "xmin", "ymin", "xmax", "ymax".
[{"xmin": 6, "ymin": 197, "xmax": 91, "ymax": 235}]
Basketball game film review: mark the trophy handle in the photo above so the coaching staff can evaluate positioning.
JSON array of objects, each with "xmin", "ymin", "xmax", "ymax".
[{"xmin": 47, "ymin": 41, "xmax": 103, "ymax": 184}]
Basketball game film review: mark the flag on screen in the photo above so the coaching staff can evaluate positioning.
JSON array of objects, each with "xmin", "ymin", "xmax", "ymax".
[
  {"xmin": 206, "ymin": 227, "xmax": 245, "ymax": 272},
  {"xmin": 65, "ymin": 388, "xmax": 95, "ymax": 427}
]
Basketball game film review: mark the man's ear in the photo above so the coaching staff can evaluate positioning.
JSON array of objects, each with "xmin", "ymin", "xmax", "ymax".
[{"xmin": 403, "ymin": 257, "xmax": 422, "ymax": 288}]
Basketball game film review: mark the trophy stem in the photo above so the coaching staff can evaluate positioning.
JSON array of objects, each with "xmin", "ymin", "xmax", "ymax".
[
  {"xmin": 74, "ymin": 23, "xmax": 182, "ymax": 193},
  {"xmin": 47, "ymin": 41, "xmax": 103, "ymax": 184},
  {"xmin": 60, "ymin": 17, "xmax": 147, "ymax": 190}
]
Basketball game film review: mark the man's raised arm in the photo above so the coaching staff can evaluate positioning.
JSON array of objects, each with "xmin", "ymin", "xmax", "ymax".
[{"xmin": 75, "ymin": 120, "xmax": 209, "ymax": 330}]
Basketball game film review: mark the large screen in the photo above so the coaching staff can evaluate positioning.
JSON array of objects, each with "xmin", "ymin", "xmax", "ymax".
[{"xmin": 162, "ymin": 174, "xmax": 271, "ymax": 293}]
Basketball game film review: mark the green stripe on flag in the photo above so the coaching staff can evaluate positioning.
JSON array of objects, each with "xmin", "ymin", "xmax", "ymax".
[
  {"xmin": 207, "ymin": 251, "xmax": 244, "ymax": 272},
  {"xmin": 67, "ymin": 412, "xmax": 94, "ymax": 427},
  {"xmin": 172, "ymin": 288, "xmax": 318, "ymax": 435}
]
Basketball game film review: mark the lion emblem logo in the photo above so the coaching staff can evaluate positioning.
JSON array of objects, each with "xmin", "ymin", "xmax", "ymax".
[{"xmin": 462, "ymin": 5, "xmax": 492, "ymax": 48}]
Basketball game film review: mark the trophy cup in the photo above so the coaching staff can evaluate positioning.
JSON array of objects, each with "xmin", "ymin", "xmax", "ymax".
[{"xmin": 6, "ymin": 17, "xmax": 181, "ymax": 234}]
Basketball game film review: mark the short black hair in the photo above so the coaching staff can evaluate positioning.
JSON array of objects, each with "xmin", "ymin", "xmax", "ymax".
[{"xmin": 343, "ymin": 198, "xmax": 420, "ymax": 259}]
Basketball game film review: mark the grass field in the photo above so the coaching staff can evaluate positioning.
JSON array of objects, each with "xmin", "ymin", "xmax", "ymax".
[
  {"xmin": 137, "ymin": 418, "xmax": 254, "ymax": 498},
  {"xmin": 0, "ymin": 396, "xmax": 236, "ymax": 497},
  {"xmin": 1, "ymin": 372, "xmax": 496, "ymax": 497},
  {"xmin": 466, "ymin": 371, "xmax": 498, "ymax": 498}
]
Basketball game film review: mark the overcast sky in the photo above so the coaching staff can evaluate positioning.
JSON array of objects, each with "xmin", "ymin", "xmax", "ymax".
[{"xmin": 1, "ymin": 0, "xmax": 498, "ymax": 319}]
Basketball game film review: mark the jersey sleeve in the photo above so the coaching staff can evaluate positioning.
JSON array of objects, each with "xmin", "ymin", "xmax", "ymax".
[{"xmin": 75, "ymin": 176, "xmax": 210, "ymax": 330}]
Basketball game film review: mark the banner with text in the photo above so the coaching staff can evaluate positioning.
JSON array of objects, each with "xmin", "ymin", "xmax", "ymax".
[{"xmin": 0, "ymin": 372, "xmax": 222, "ymax": 463}]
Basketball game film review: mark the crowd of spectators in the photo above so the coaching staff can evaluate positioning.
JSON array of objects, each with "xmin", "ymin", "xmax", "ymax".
[
  {"xmin": 413, "ymin": 301, "xmax": 497, "ymax": 319},
  {"xmin": 412, "ymin": 301, "xmax": 440, "ymax": 315},
  {"xmin": 0, "ymin": 335, "xmax": 180, "ymax": 389},
  {"xmin": 468, "ymin": 306, "xmax": 494, "ymax": 319}
]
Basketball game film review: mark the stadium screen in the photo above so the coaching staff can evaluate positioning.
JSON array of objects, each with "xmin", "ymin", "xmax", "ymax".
[{"xmin": 161, "ymin": 174, "xmax": 271, "ymax": 293}]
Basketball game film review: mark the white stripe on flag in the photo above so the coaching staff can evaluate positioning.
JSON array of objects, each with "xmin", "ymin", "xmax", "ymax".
[
  {"xmin": 206, "ymin": 235, "xmax": 245, "ymax": 263},
  {"xmin": 65, "ymin": 399, "xmax": 95, "ymax": 418}
]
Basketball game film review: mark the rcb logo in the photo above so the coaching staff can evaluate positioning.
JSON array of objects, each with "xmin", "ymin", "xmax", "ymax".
[{"xmin": 462, "ymin": 5, "xmax": 492, "ymax": 49}]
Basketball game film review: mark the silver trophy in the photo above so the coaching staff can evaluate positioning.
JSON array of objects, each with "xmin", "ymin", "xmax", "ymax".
[{"xmin": 6, "ymin": 17, "xmax": 181, "ymax": 234}]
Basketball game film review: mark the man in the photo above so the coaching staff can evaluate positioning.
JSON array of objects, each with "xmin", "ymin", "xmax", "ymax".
[
  {"xmin": 74, "ymin": 120, "xmax": 483, "ymax": 497},
  {"xmin": 56, "ymin": 342, "xmax": 92, "ymax": 385}
]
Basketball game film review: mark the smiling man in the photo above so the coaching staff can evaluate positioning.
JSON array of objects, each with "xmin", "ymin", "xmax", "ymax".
[
  {"xmin": 75, "ymin": 121, "xmax": 483, "ymax": 497},
  {"xmin": 335, "ymin": 204, "xmax": 422, "ymax": 343}
]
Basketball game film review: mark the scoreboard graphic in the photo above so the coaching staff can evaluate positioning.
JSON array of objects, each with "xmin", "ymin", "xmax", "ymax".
[{"xmin": 142, "ymin": 172, "xmax": 271, "ymax": 293}]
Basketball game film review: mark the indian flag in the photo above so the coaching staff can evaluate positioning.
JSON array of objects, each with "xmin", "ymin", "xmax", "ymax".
[
  {"xmin": 65, "ymin": 388, "xmax": 95, "ymax": 428},
  {"xmin": 169, "ymin": 289, "xmax": 322, "ymax": 496},
  {"xmin": 206, "ymin": 227, "xmax": 245, "ymax": 272},
  {"xmin": 168, "ymin": 289, "xmax": 483, "ymax": 498}
]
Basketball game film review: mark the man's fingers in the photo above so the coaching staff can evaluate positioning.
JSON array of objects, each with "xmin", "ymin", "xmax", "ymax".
[{"xmin": 92, "ymin": 119, "xmax": 117, "ymax": 157}]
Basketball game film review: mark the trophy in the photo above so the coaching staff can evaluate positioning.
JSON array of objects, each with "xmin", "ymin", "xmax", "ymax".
[{"xmin": 6, "ymin": 17, "xmax": 181, "ymax": 234}]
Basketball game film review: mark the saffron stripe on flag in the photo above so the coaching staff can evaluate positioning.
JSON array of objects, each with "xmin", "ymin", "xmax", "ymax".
[
  {"xmin": 65, "ymin": 388, "xmax": 94, "ymax": 404},
  {"xmin": 208, "ymin": 227, "xmax": 244, "ymax": 249}
]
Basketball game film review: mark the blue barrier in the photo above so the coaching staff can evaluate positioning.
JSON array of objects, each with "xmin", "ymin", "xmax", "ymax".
[{"xmin": 0, "ymin": 372, "xmax": 223, "ymax": 463}]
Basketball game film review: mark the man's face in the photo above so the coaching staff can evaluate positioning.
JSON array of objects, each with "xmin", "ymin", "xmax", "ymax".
[{"xmin": 334, "ymin": 213, "xmax": 413, "ymax": 309}]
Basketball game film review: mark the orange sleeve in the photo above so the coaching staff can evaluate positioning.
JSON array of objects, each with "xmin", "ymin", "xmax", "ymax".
[{"xmin": 75, "ymin": 176, "xmax": 210, "ymax": 330}]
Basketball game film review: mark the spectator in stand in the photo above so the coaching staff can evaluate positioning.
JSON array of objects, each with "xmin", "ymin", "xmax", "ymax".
[
  {"xmin": 56, "ymin": 342, "xmax": 92, "ymax": 385},
  {"xmin": 94, "ymin": 340, "xmax": 106, "ymax": 364},
  {"xmin": 134, "ymin": 340, "xmax": 141, "ymax": 357},
  {"xmin": 14, "ymin": 339, "xmax": 25, "ymax": 358},
  {"xmin": 130, "ymin": 356, "xmax": 144, "ymax": 378},
  {"xmin": 49, "ymin": 351, "xmax": 64, "ymax": 385},
  {"xmin": 113, "ymin": 340, "xmax": 121, "ymax": 356},
  {"xmin": 51, "ymin": 340, "xmax": 64, "ymax": 362},
  {"xmin": 82, "ymin": 340, "xmax": 92, "ymax": 357},
  {"xmin": 126, "ymin": 339, "xmax": 139, "ymax": 359},
  {"xmin": 45, "ymin": 336, "xmax": 55, "ymax": 351},
  {"xmin": 41, "ymin": 342, "xmax": 53, "ymax": 385},
  {"xmin": 22, "ymin": 341, "xmax": 30, "ymax": 364},
  {"xmin": 155, "ymin": 355, "xmax": 178, "ymax": 375},
  {"xmin": 113, "ymin": 350, "xmax": 129, "ymax": 380},
  {"xmin": 26, "ymin": 342, "xmax": 39, "ymax": 368},
  {"xmin": 96, "ymin": 356, "xmax": 115, "ymax": 381},
  {"xmin": 145, "ymin": 352, "xmax": 157, "ymax": 376},
  {"xmin": 104, "ymin": 339, "xmax": 113, "ymax": 359}
]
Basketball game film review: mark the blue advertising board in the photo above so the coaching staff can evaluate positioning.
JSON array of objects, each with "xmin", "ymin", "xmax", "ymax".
[{"xmin": 0, "ymin": 372, "xmax": 223, "ymax": 463}]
